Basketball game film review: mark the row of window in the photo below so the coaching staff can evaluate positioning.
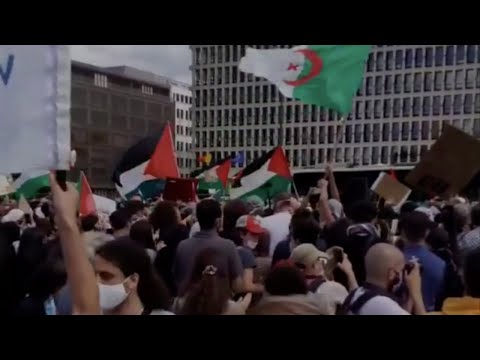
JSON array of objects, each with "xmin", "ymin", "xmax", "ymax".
[
  {"xmin": 174, "ymin": 93, "xmax": 193, "ymax": 104},
  {"xmin": 175, "ymin": 124, "xmax": 192, "ymax": 137},
  {"xmin": 192, "ymin": 69, "xmax": 480, "ymax": 108},
  {"xmin": 194, "ymin": 119, "xmax": 480, "ymax": 148},
  {"xmin": 176, "ymin": 108, "xmax": 192, "ymax": 121},
  {"xmin": 367, "ymin": 45, "xmax": 480, "ymax": 72},
  {"xmin": 93, "ymin": 73, "xmax": 159, "ymax": 97},
  {"xmin": 196, "ymin": 144, "xmax": 430, "ymax": 169},
  {"xmin": 177, "ymin": 157, "xmax": 193, "ymax": 169},
  {"xmin": 72, "ymin": 87, "xmax": 172, "ymax": 118},
  {"xmin": 176, "ymin": 141, "xmax": 192, "ymax": 152},
  {"xmin": 193, "ymin": 45, "xmax": 292, "ymax": 66},
  {"xmin": 71, "ymin": 108, "xmax": 167, "ymax": 135}
]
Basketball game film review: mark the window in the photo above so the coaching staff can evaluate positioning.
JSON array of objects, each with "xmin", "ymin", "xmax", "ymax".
[
  {"xmin": 410, "ymin": 146, "xmax": 418, "ymax": 163},
  {"xmin": 401, "ymin": 122, "xmax": 410, "ymax": 141},
  {"xmin": 414, "ymin": 73, "xmax": 422, "ymax": 93},
  {"xmin": 384, "ymin": 75, "xmax": 392, "ymax": 94},
  {"xmin": 374, "ymin": 100, "xmax": 381, "ymax": 119},
  {"xmin": 392, "ymin": 122, "xmax": 400, "ymax": 141},
  {"xmin": 375, "ymin": 76, "xmax": 383, "ymax": 95},
  {"xmin": 456, "ymin": 45, "xmax": 465, "ymax": 65},
  {"xmin": 467, "ymin": 45, "xmax": 476, "ymax": 63},
  {"xmin": 363, "ymin": 124, "xmax": 371, "ymax": 142},
  {"xmin": 94, "ymin": 74, "xmax": 108, "ymax": 88},
  {"xmin": 446, "ymin": 46, "xmax": 454, "ymax": 65},
  {"xmin": 376, "ymin": 52, "xmax": 384, "ymax": 71},
  {"xmin": 423, "ymin": 97, "xmax": 431, "ymax": 116},
  {"xmin": 455, "ymin": 70, "xmax": 464, "ymax": 90},
  {"xmin": 355, "ymin": 101, "xmax": 364, "ymax": 120},
  {"xmin": 411, "ymin": 122, "xmax": 420, "ymax": 141},
  {"xmin": 454, "ymin": 94, "xmax": 462, "ymax": 115},
  {"xmin": 386, "ymin": 51, "xmax": 393, "ymax": 70},
  {"xmin": 424, "ymin": 72, "xmax": 433, "ymax": 92},
  {"xmin": 433, "ymin": 96, "xmax": 441, "ymax": 116},
  {"xmin": 421, "ymin": 121, "xmax": 430, "ymax": 140},
  {"xmin": 476, "ymin": 94, "xmax": 480, "ymax": 114},
  {"xmin": 404, "ymin": 74, "xmax": 412, "ymax": 93},
  {"xmin": 381, "ymin": 146, "xmax": 389, "ymax": 164},
  {"xmin": 413, "ymin": 97, "xmax": 421, "ymax": 116},
  {"xmin": 477, "ymin": 69, "xmax": 480, "ymax": 88},
  {"xmin": 415, "ymin": 48, "xmax": 423, "ymax": 67},
  {"xmin": 443, "ymin": 95, "xmax": 452, "ymax": 115},
  {"xmin": 384, "ymin": 99, "xmax": 391, "ymax": 118},
  {"xmin": 367, "ymin": 53, "xmax": 374, "ymax": 72},
  {"xmin": 405, "ymin": 49, "xmax": 413, "ymax": 68},
  {"xmin": 425, "ymin": 47, "xmax": 433, "ymax": 67},
  {"xmin": 373, "ymin": 123, "xmax": 380, "ymax": 142},
  {"xmin": 445, "ymin": 71, "xmax": 453, "ymax": 90},
  {"xmin": 434, "ymin": 71, "xmax": 442, "ymax": 91},
  {"xmin": 432, "ymin": 121, "xmax": 440, "ymax": 140},
  {"xmin": 382, "ymin": 123, "xmax": 390, "ymax": 141},
  {"xmin": 435, "ymin": 46, "xmax": 444, "ymax": 66},
  {"xmin": 394, "ymin": 74, "xmax": 402, "ymax": 93},
  {"xmin": 393, "ymin": 98, "xmax": 401, "ymax": 118},
  {"xmin": 141, "ymin": 85, "xmax": 153, "ymax": 95},
  {"xmin": 395, "ymin": 50, "xmax": 403, "ymax": 69},
  {"xmin": 465, "ymin": 94, "xmax": 473, "ymax": 114},
  {"xmin": 365, "ymin": 100, "xmax": 372, "ymax": 119},
  {"xmin": 366, "ymin": 77, "xmax": 373, "ymax": 95},
  {"xmin": 403, "ymin": 97, "xmax": 411, "ymax": 117},
  {"xmin": 466, "ymin": 69, "xmax": 475, "ymax": 89},
  {"xmin": 354, "ymin": 124, "xmax": 362, "ymax": 143},
  {"xmin": 474, "ymin": 118, "xmax": 480, "ymax": 137}
]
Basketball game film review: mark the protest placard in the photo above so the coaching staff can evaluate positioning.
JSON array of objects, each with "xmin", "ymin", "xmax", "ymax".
[
  {"xmin": 371, "ymin": 172, "xmax": 411, "ymax": 207},
  {"xmin": 0, "ymin": 45, "xmax": 71, "ymax": 173},
  {"xmin": 405, "ymin": 124, "xmax": 480, "ymax": 197}
]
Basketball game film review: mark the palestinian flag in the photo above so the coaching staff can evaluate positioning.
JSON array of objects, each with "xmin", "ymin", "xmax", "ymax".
[
  {"xmin": 239, "ymin": 45, "xmax": 371, "ymax": 115},
  {"xmin": 78, "ymin": 172, "xmax": 96, "ymax": 217},
  {"xmin": 13, "ymin": 170, "xmax": 50, "ymax": 199},
  {"xmin": 112, "ymin": 124, "xmax": 179, "ymax": 200},
  {"xmin": 230, "ymin": 147, "xmax": 292, "ymax": 202},
  {"xmin": 191, "ymin": 157, "xmax": 232, "ymax": 196}
]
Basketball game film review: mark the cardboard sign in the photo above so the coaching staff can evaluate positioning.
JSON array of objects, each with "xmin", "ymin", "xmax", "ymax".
[
  {"xmin": 371, "ymin": 172, "xmax": 411, "ymax": 206},
  {"xmin": 405, "ymin": 124, "xmax": 480, "ymax": 197},
  {"xmin": 0, "ymin": 45, "xmax": 71, "ymax": 173}
]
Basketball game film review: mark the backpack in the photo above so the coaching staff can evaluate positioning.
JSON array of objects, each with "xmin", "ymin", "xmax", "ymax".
[{"xmin": 340, "ymin": 283, "xmax": 396, "ymax": 315}]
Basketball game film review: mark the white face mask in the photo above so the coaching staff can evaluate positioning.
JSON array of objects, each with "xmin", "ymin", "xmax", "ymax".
[{"xmin": 98, "ymin": 279, "xmax": 129, "ymax": 311}]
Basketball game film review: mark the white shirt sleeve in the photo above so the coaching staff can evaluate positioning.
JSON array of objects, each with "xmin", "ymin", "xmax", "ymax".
[{"xmin": 360, "ymin": 296, "xmax": 410, "ymax": 315}]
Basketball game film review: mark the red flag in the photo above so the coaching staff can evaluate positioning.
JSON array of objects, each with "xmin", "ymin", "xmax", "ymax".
[
  {"xmin": 144, "ymin": 124, "xmax": 180, "ymax": 179},
  {"xmin": 216, "ymin": 159, "xmax": 232, "ymax": 189},
  {"xmin": 79, "ymin": 172, "xmax": 96, "ymax": 217},
  {"xmin": 268, "ymin": 147, "xmax": 292, "ymax": 179}
]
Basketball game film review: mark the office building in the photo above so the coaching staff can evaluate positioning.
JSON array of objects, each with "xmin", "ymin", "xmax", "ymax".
[
  {"xmin": 190, "ymin": 45, "xmax": 480, "ymax": 176},
  {"xmin": 169, "ymin": 81, "xmax": 194, "ymax": 177},
  {"xmin": 71, "ymin": 61, "xmax": 175, "ymax": 194}
]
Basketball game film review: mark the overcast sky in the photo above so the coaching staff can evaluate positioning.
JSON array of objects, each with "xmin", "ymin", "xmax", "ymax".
[{"xmin": 71, "ymin": 45, "xmax": 192, "ymax": 84}]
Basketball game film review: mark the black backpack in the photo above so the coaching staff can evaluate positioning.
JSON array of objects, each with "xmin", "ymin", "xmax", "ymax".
[{"xmin": 339, "ymin": 283, "xmax": 397, "ymax": 315}]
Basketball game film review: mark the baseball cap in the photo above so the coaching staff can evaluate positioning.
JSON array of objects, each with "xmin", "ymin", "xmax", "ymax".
[
  {"xmin": 290, "ymin": 244, "xmax": 329, "ymax": 269},
  {"xmin": 235, "ymin": 215, "xmax": 265, "ymax": 235}
]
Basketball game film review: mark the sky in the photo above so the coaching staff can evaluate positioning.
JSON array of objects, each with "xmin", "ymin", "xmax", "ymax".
[{"xmin": 71, "ymin": 45, "xmax": 192, "ymax": 84}]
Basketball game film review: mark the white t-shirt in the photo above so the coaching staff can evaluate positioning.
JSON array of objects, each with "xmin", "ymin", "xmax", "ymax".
[
  {"xmin": 315, "ymin": 281, "xmax": 349, "ymax": 308},
  {"xmin": 261, "ymin": 211, "xmax": 292, "ymax": 256},
  {"xmin": 347, "ymin": 287, "xmax": 409, "ymax": 315}
]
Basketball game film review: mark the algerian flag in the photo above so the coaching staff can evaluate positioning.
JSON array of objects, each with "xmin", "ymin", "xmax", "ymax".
[
  {"xmin": 191, "ymin": 158, "xmax": 232, "ymax": 196},
  {"xmin": 239, "ymin": 45, "xmax": 371, "ymax": 115},
  {"xmin": 13, "ymin": 170, "xmax": 50, "ymax": 199},
  {"xmin": 230, "ymin": 147, "xmax": 292, "ymax": 202}
]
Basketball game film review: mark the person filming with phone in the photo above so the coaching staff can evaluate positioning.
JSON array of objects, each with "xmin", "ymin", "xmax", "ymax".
[{"xmin": 342, "ymin": 243, "xmax": 426, "ymax": 315}]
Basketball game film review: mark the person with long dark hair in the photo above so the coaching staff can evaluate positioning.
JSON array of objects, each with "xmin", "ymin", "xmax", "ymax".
[
  {"xmin": 95, "ymin": 239, "xmax": 172, "ymax": 315},
  {"xmin": 176, "ymin": 248, "xmax": 251, "ymax": 315},
  {"xmin": 129, "ymin": 220, "xmax": 156, "ymax": 262},
  {"xmin": 151, "ymin": 201, "xmax": 189, "ymax": 296},
  {"xmin": 219, "ymin": 199, "xmax": 249, "ymax": 244}
]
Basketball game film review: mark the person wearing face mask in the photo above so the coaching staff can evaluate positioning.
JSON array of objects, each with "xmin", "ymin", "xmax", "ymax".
[
  {"xmin": 341, "ymin": 243, "xmax": 426, "ymax": 315},
  {"xmin": 95, "ymin": 239, "xmax": 172, "ymax": 315},
  {"xmin": 235, "ymin": 215, "xmax": 266, "ymax": 294}
]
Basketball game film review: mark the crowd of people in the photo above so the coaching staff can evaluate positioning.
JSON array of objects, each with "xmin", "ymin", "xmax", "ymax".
[{"xmin": 1, "ymin": 167, "xmax": 480, "ymax": 315}]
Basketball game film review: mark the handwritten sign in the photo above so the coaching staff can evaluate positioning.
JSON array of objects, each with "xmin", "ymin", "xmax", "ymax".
[
  {"xmin": 0, "ymin": 45, "xmax": 71, "ymax": 173},
  {"xmin": 405, "ymin": 124, "xmax": 480, "ymax": 197}
]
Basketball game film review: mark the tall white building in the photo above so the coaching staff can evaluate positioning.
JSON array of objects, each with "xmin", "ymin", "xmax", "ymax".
[
  {"xmin": 190, "ymin": 45, "xmax": 480, "ymax": 174},
  {"xmin": 169, "ymin": 81, "xmax": 194, "ymax": 177}
]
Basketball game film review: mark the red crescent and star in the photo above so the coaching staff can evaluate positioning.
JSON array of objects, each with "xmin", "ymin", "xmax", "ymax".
[{"xmin": 284, "ymin": 49, "xmax": 323, "ymax": 87}]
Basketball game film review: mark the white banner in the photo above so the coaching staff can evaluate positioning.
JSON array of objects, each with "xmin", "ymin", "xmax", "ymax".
[{"xmin": 0, "ymin": 45, "xmax": 71, "ymax": 173}]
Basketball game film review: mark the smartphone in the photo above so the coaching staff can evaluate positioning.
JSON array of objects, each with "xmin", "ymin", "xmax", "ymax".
[{"xmin": 331, "ymin": 247, "xmax": 344, "ymax": 264}]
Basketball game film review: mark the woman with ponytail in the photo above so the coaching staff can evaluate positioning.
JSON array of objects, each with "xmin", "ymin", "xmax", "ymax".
[{"xmin": 176, "ymin": 248, "xmax": 251, "ymax": 315}]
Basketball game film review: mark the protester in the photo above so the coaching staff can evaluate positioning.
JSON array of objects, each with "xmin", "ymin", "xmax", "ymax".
[
  {"xmin": 173, "ymin": 199, "xmax": 244, "ymax": 294},
  {"xmin": 125, "ymin": 199, "xmax": 148, "ymax": 223},
  {"xmin": 458, "ymin": 203, "xmax": 480, "ymax": 262},
  {"xmin": 175, "ymin": 248, "xmax": 251, "ymax": 315},
  {"xmin": 402, "ymin": 211, "xmax": 446, "ymax": 312},
  {"xmin": 80, "ymin": 214, "xmax": 112, "ymax": 258},
  {"xmin": 129, "ymin": 220, "xmax": 156, "ymax": 262},
  {"xmin": 262, "ymin": 193, "xmax": 295, "ymax": 256},
  {"xmin": 234, "ymin": 215, "xmax": 265, "ymax": 293},
  {"xmin": 95, "ymin": 239, "xmax": 172, "ymax": 315},
  {"xmin": 342, "ymin": 243, "xmax": 426, "ymax": 315},
  {"xmin": 0, "ymin": 221, "xmax": 20, "ymax": 313},
  {"xmin": 290, "ymin": 244, "xmax": 357, "ymax": 313},
  {"xmin": 151, "ymin": 201, "xmax": 189, "ymax": 296},
  {"xmin": 250, "ymin": 261, "xmax": 334, "ymax": 315},
  {"xmin": 220, "ymin": 199, "xmax": 250, "ymax": 244},
  {"xmin": 344, "ymin": 200, "xmax": 381, "ymax": 283},
  {"xmin": 271, "ymin": 208, "xmax": 319, "ymax": 267},
  {"xmin": 109, "ymin": 208, "xmax": 131, "ymax": 239},
  {"xmin": 431, "ymin": 248, "xmax": 480, "ymax": 315}
]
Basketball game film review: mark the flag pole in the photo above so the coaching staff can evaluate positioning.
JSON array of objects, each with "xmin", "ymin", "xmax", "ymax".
[{"xmin": 330, "ymin": 117, "xmax": 346, "ymax": 164}]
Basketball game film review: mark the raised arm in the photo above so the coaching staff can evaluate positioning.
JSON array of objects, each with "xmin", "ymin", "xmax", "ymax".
[
  {"xmin": 50, "ymin": 173, "xmax": 100, "ymax": 315},
  {"xmin": 325, "ymin": 163, "xmax": 341, "ymax": 202},
  {"xmin": 317, "ymin": 179, "xmax": 336, "ymax": 227}
]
